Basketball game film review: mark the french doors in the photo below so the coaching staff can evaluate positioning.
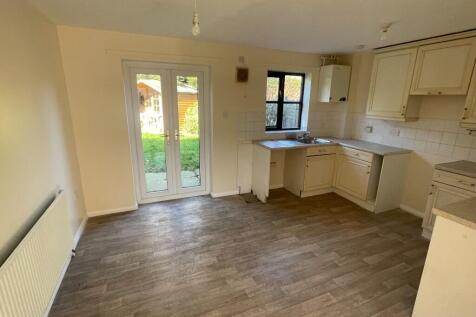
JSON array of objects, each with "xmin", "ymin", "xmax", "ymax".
[{"xmin": 124, "ymin": 61, "xmax": 209, "ymax": 203}]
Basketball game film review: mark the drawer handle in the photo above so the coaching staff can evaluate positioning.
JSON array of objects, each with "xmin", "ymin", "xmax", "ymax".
[{"xmin": 457, "ymin": 180, "xmax": 476, "ymax": 187}]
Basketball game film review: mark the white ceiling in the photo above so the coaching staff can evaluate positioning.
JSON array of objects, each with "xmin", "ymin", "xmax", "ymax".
[{"xmin": 30, "ymin": 0, "xmax": 476, "ymax": 53}]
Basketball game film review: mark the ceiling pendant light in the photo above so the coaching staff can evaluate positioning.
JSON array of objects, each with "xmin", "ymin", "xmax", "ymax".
[
  {"xmin": 380, "ymin": 22, "xmax": 392, "ymax": 41},
  {"xmin": 192, "ymin": 0, "xmax": 200, "ymax": 36}
]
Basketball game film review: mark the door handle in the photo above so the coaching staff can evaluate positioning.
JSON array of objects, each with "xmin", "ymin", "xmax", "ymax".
[
  {"xmin": 162, "ymin": 131, "xmax": 170, "ymax": 145},
  {"xmin": 175, "ymin": 129, "xmax": 181, "ymax": 141}
]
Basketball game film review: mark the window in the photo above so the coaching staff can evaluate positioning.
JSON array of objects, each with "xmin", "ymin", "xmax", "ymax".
[{"xmin": 265, "ymin": 71, "xmax": 305, "ymax": 131}]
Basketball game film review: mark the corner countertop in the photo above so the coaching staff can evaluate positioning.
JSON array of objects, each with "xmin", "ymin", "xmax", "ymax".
[
  {"xmin": 254, "ymin": 138, "xmax": 411, "ymax": 156},
  {"xmin": 433, "ymin": 197, "xmax": 476, "ymax": 230},
  {"xmin": 435, "ymin": 160, "xmax": 476, "ymax": 179}
]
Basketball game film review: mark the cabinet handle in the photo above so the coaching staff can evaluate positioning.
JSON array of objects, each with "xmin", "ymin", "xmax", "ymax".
[{"xmin": 462, "ymin": 107, "xmax": 469, "ymax": 120}]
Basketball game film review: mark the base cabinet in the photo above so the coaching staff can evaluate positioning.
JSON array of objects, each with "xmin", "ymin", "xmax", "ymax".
[
  {"xmin": 283, "ymin": 146, "xmax": 337, "ymax": 197},
  {"xmin": 303, "ymin": 155, "xmax": 335, "ymax": 191},
  {"xmin": 422, "ymin": 171, "xmax": 476, "ymax": 239},
  {"xmin": 335, "ymin": 155, "xmax": 371, "ymax": 200}
]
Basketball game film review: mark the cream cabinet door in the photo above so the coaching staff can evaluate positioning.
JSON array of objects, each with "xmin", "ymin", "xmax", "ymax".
[
  {"xmin": 303, "ymin": 155, "xmax": 335, "ymax": 191},
  {"xmin": 366, "ymin": 48, "xmax": 418, "ymax": 120},
  {"xmin": 335, "ymin": 155, "xmax": 371, "ymax": 200},
  {"xmin": 423, "ymin": 182, "xmax": 476, "ymax": 233},
  {"xmin": 461, "ymin": 67, "xmax": 476, "ymax": 128},
  {"xmin": 411, "ymin": 38, "xmax": 476, "ymax": 95}
]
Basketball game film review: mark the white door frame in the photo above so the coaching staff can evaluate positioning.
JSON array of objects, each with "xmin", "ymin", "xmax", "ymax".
[{"xmin": 123, "ymin": 60, "xmax": 211, "ymax": 204}]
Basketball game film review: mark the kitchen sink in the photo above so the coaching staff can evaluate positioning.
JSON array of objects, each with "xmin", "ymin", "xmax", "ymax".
[{"xmin": 297, "ymin": 138, "xmax": 332, "ymax": 145}]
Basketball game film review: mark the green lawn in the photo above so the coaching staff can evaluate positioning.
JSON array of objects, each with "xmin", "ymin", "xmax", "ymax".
[{"xmin": 142, "ymin": 133, "xmax": 199, "ymax": 173}]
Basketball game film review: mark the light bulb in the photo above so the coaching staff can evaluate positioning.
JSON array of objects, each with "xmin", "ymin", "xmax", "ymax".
[
  {"xmin": 380, "ymin": 22, "xmax": 392, "ymax": 41},
  {"xmin": 192, "ymin": 12, "xmax": 200, "ymax": 36}
]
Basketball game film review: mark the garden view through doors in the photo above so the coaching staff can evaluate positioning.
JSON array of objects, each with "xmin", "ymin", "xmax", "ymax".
[{"xmin": 124, "ymin": 62, "xmax": 209, "ymax": 203}]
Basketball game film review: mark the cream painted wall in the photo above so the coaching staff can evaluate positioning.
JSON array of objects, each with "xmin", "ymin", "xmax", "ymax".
[
  {"xmin": 0, "ymin": 1, "xmax": 86, "ymax": 262},
  {"xmin": 56, "ymin": 26, "xmax": 323, "ymax": 213},
  {"xmin": 345, "ymin": 52, "xmax": 474, "ymax": 215}
]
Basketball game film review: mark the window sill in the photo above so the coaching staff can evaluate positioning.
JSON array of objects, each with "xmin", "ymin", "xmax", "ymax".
[{"xmin": 265, "ymin": 129, "xmax": 307, "ymax": 134}]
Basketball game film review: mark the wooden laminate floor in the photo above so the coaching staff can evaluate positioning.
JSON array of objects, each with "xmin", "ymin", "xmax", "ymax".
[{"xmin": 50, "ymin": 190, "xmax": 429, "ymax": 317}]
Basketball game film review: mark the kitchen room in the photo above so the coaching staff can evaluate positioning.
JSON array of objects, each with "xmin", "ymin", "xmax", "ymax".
[{"xmin": 2, "ymin": 1, "xmax": 476, "ymax": 316}]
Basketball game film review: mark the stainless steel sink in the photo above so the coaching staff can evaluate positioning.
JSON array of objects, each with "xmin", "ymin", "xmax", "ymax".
[{"xmin": 297, "ymin": 138, "xmax": 332, "ymax": 145}]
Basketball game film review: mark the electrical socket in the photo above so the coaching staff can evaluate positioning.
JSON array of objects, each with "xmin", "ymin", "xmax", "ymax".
[{"xmin": 365, "ymin": 126, "xmax": 373, "ymax": 133}]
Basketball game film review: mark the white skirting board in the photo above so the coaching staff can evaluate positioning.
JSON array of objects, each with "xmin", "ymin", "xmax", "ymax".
[
  {"xmin": 46, "ymin": 212, "xmax": 89, "ymax": 317},
  {"xmin": 87, "ymin": 204, "xmax": 138, "ymax": 218},
  {"xmin": 399, "ymin": 204, "xmax": 424, "ymax": 218},
  {"xmin": 210, "ymin": 190, "xmax": 240, "ymax": 198},
  {"xmin": 73, "ymin": 216, "xmax": 88, "ymax": 248}
]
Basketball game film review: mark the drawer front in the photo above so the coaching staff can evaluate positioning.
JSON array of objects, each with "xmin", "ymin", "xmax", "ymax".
[
  {"xmin": 306, "ymin": 146, "xmax": 337, "ymax": 156},
  {"xmin": 433, "ymin": 170, "xmax": 476, "ymax": 193},
  {"xmin": 340, "ymin": 146, "xmax": 373, "ymax": 163}
]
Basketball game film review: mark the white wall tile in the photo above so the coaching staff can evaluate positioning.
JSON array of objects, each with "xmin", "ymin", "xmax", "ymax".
[
  {"xmin": 453, "ymin": 147, "xmax": 470, "ymax": 160},
  {"xmin": 455, "ymin": 133, "xmax": 473, "ymax": 147},
  {"xmin": 425, "ymin": 142, "xmax": 440, "ymax": 155},
  {"xmin": 415, "ymin": 129, "xmax": 429, "ymax": 141},
  {"xmin": 441, "ymin": 132, "xmax": 457, "ymax": 145},
  {"xmin": 438, "ymin": 144, "xmax": 454, "ymax": 157},
  {"xmin": 401, "ymin": 128, "xmax": 416, "ymax": 139},
  {"xmin": 414, "ymin": 140, "xmax": 426, "ymax": 152},
  {"xmin": 428, "ymin": 131, "xmax": 442, "ymax": 143}
]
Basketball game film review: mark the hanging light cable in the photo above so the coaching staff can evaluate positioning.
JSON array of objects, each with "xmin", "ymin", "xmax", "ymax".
[{"xmin": 192, "ymin": 0, "xmax": 200, "ymax": 36}]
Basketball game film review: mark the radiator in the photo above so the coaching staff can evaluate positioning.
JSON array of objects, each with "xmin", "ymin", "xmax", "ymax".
[{"xmin": 0, "ymin": 191, "xmax": 73, "ymax": 317}]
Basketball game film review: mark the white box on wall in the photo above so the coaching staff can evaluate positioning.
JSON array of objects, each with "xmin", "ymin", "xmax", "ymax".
[{"xmin": 318, "ymin": 65, "xmax": 351, "ymax": 103}]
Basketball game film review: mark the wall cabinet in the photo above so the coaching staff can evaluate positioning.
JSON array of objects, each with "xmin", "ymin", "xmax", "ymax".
[
  {"xmin": 366, "ymin": 48, "xmax": 419, "ymax": 121},
  {"xmin": 422, "ymin": 170, "xmax": 476, "ymax": 239},
  {"xmin": 461, "ymin": 67, "xmax": 476, "ymax": 128},
  {"xmin": 303, "ymin": 155, "xmax": 335, "ymax": 191},
  {"xmin": 411, "ymin": 38, "xmax": 476, "ymax": 95},
  {"xmin": 335, "ymin": 155, "xmax": 371, "ymax": 200}
]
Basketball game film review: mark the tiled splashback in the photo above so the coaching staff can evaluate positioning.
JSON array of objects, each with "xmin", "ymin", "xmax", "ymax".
[
  {"xmin": 349, "ymin": 113, "xmax": 476, "ymax": 162},
  {"xmin": 237, "ymin": 107, "xmax": 476, "ymax": 163},
  {"xmin": 237, "ymin": 109, "xmax": 346, "ymax": 142}
]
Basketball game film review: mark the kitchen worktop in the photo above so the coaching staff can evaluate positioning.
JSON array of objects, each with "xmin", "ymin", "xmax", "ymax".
[
  {"xmin": 435, "ymin": 160, "xmax": 476, "ymax": 178},
  {"xmin": 254, "ymin": 138, "xmax": 411, "ymax": 156},
  {"xmin": 433, "ymin": 197, "xmax": 476, "ymax": 230}
]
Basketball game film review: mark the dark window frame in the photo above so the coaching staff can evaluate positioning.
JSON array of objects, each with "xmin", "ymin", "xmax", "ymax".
[{"xmin": 266, "ymin": 71, "xmax": 305, "ymax": 131}]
